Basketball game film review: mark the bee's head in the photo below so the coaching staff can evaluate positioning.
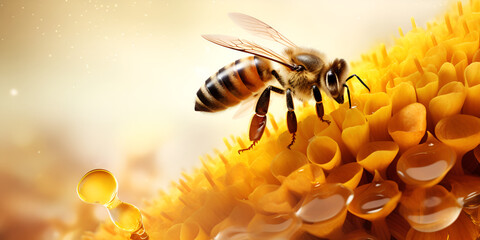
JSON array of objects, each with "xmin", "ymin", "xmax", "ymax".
[{"xmin": 324, "ymin": 58, "xmax": 348, "ymax": 103}]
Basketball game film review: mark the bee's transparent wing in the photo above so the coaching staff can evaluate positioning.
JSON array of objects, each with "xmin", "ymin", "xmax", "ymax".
[
  {"xmin": 202, "ymin": 34, "xmax": 295, "ymax": 70},
  {"xmin": 232, "ymin": 94, "xmax": 257, "ymax": 119},
  {"xmin": 233, "ymin": 83, "xmax": 285, "ymax": 119},
  {"xmin": 228, "ymin": 12, "xmax": 297, "ymax": 48}
]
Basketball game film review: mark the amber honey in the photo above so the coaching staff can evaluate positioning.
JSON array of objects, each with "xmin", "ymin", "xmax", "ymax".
[{"xmin": 77, "ymin": 169, "xmax": 149, "ymax": 239}]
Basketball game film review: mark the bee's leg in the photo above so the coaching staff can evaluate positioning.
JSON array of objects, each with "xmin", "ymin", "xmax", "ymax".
[
  {"xmin": 286, "ymin": 88, "xmax": 297, "ymax": 149},
  {"xmin": 239, "ymin": 86, "xmax": 285, "ymax": 153},
  {"xmin": 272, "ymin": 67, "xmax": 298, "ymax": 148},
  {"xmin": 312, "ymin": 85, "xmax": 331, "ymax": 124},
  {"xmin": 271, "ymin": 70, "xmax": 285, "ymax": 86}
]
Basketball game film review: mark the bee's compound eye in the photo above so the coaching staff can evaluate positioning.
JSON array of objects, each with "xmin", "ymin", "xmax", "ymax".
[{"xmin": 326, "ymin": 70, "xmax": 338, "ymax": 88}]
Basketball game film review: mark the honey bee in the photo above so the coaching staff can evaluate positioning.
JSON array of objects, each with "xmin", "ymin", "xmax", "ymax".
[{"xmin": 195, "ymin": 13, "xmax": 370, "ymax": 153}]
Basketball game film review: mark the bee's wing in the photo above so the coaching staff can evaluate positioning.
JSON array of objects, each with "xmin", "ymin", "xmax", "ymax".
[
  {"xmin": 228, "ymin": 12, "xmax": 297, "ymax": 48},
  {"xmin": 232, "ymin": 94, "xmax": 257, "ymax": 119},
  {"xmin": 233, "ymin": 82, "xmax": 285, "ymax": 119},
  {"xmin": 202, "ymin": 34, "xmax": 296, "ymax": 70}
]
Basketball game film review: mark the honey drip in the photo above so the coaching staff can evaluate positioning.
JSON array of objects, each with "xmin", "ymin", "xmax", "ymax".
[
  {"xmin": 396, "ymin": 138, "xmax": 455, "ymax": 187},
  {"xmin": 77, "ymin": 169, "xmax": 149, "ymax": 240},
  {"xmin": 399, "ymin": 185, "xmax": 462, "ymax": 232},
  {"xmin": 449, "ymin": 174, "xmax": 480, "ymax": 225},
  {"xmin": 348, "ymin": 173, "xmax": 401, "ymax": 240},
  {"xmin": 295, "ymin": 183, "xmax": 353, "ymax": 238}
]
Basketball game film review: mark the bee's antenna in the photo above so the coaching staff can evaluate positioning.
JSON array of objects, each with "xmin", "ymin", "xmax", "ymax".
[
  {"xmin": 345, "ymin": 74, "xmax": 370, "ymax": 92},
  {"xmin": 343, "ymin": 84, "xmax": 352, "ymax": 109}
]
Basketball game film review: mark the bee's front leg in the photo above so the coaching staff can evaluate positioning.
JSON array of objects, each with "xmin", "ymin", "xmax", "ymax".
[
  {"xmin": 239, "ymin": 86, "xmax": 284, "ymax": 153},
  {"xmin": 312, "ymin": 85, "xmax": 331, "ymax": 124},
  {"xmin": 286, "ymin": 88, "xmax": 297, "ymax": 149}
]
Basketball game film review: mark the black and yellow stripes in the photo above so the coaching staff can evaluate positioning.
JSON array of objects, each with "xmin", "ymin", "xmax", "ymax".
[{"xmin": 195, "ymin": 56, "xmax": 272, "ymax": 112}]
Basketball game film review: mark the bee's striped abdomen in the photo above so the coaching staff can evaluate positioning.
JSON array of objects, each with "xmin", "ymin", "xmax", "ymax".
[{"xmin": 195, "ymin": 56, "xmax": 272, "ymax": 112}]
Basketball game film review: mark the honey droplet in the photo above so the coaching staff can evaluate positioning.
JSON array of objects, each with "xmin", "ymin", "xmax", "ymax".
[
  {"xmin": 435, "ymin": 114, "xmax": 480, "ymax": 156},
  {"xmin": 248, "ymin": 184, "xmax": 297, "ymax": 214},
  {"xmin": 449, "ymin": 174, "xmax": 480, "ymax": 209},
  {"xmin": 283, "ymin": 163, "xmax": 325, "ymax": 195},
  {"xmin": 348, "ymin": 180, "xmax": 401, "ymax": 221},
  {"xmin": 396, "ymin": 141, "xmax": 455, "ymax": 187},
  {"xmin": 399, "ymin": 185, "xmax": 462, "ymax": 232},
  {"xmin": 270, "ymin": 149, "xmax": 308, "ymax": 182},
  {"xmin": 212, "ymin": 201, "xmax": 255, "ymax": 240},
  {"xmin": 109, "ymin": 202, "xmax": 143, "ymax": 232},
  {"xmin": 77, "ymin": 169, "xmax": 118, "ymax": 205},
  {"xmin": 296, "ymin": 183, "xmax": 353, "ymax": 238},
  {"xmin": 248, "ymin": 213, "xmax": 302, "ymax": 240},
  {"xmin": 77, "ymin": 169, "xmax": 149, "ymax": 239},
  {"xmin": 361, "ymin": 195, "xmax": 392, "ymax": 215}
]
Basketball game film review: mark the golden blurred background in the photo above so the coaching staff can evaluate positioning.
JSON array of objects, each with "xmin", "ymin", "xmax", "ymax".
[{"xmin": 0, "ymin": 0, "xmax": 451, "ymax": 239}]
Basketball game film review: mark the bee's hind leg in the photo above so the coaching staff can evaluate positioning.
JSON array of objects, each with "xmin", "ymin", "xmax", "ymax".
[
  {"xmin": 238, "ymin": 86, "xmax": 284, "ymax": 154},
  {"xmin": 238, "ymin": 141, "xmax": 257, "ymax": 154},
  {"xmin": 286, "ymin": 88, "xmax": 298, "ymax": 149},
  {"xmin": 312, "ymin": 85, "xmax": 331, "ymax": 124}
]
